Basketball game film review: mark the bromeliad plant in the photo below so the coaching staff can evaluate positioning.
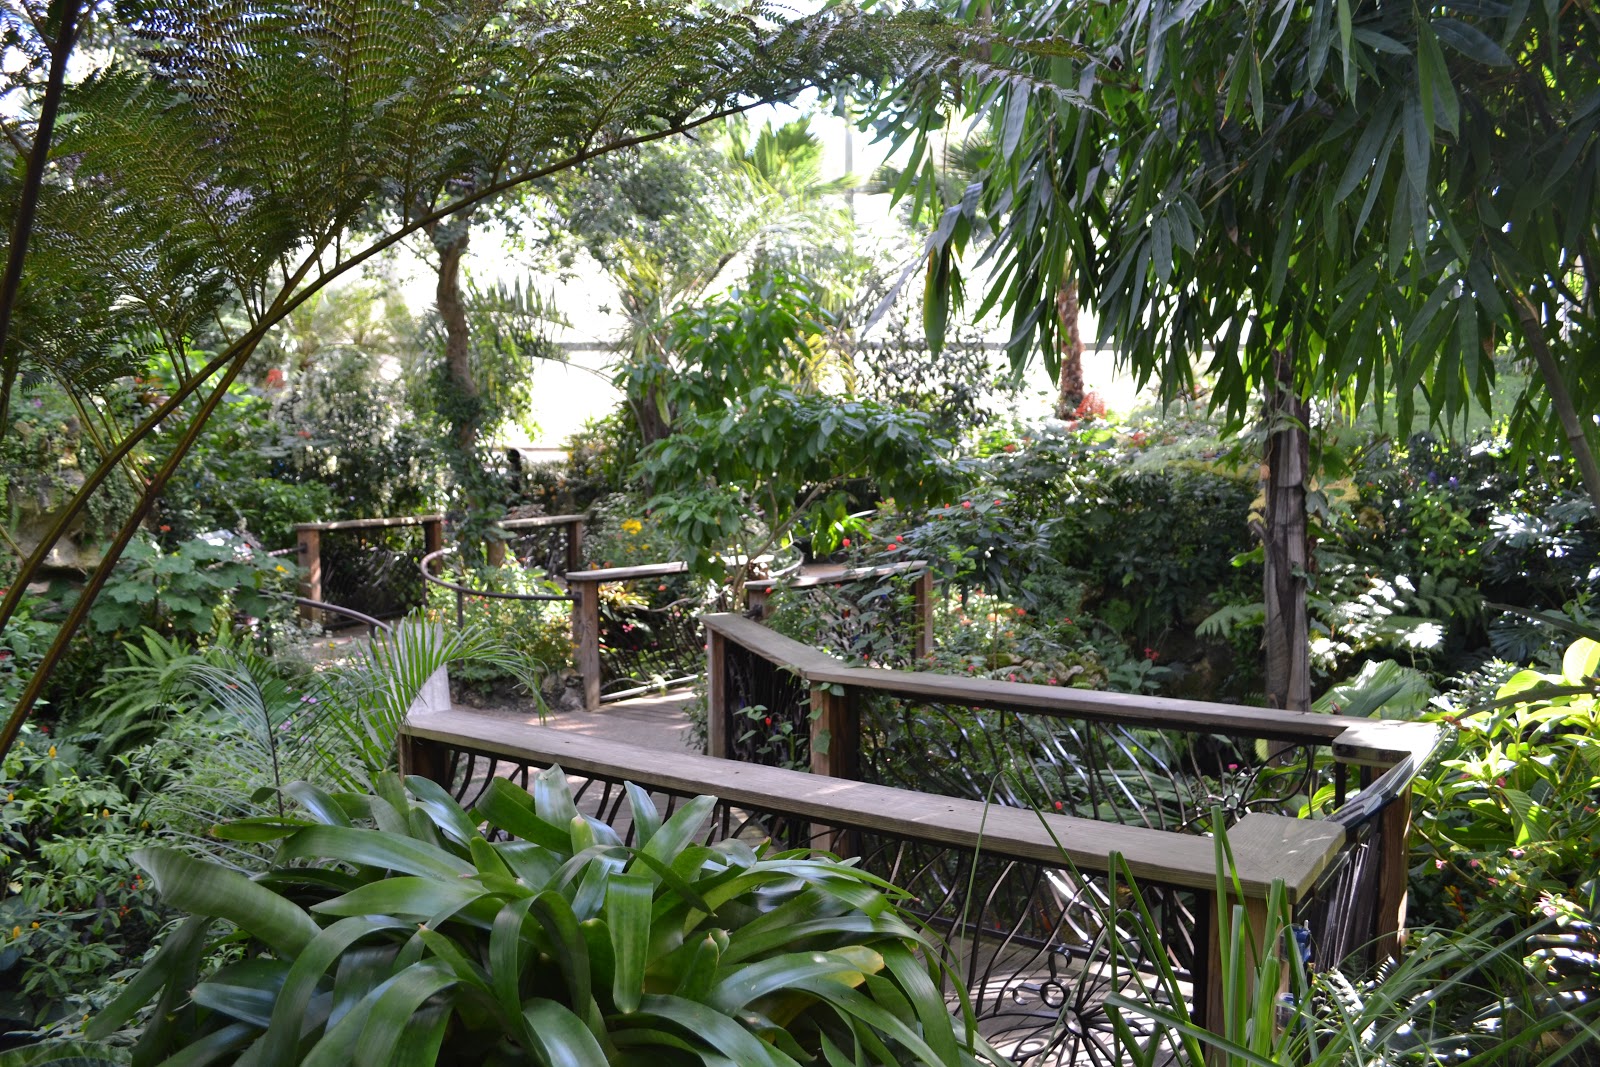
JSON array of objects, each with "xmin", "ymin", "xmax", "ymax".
[{"xmin": 81, "ymin": 769, "xmax": 992, "ymax": 1066}]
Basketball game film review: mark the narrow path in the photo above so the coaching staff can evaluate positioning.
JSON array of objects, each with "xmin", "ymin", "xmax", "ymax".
[{"xmin": 450, "ymin": 687, "xmax": 699, "ymax": 755}]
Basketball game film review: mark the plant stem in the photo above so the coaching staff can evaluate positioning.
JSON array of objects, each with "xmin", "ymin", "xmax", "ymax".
[
  {"xmin": 0, "ymin": 0, "xmax": 84, "ymax": 431},
  {"xmin": 0, "ymin": 346, "xmax": 254, "ymax": 759},
  {"xmin": 1511, "ymin": 287, "xmax": 1600, "ymax": 511}
]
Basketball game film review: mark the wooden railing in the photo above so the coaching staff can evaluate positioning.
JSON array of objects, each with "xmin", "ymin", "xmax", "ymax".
[
  {"xmin": 294, "ymin": 514, "xmax": 444, "ymax": 624},
  {"xmin": 397, "ymin": 672, "xmax": 1410, "ymax": 1061},
  {"xmin": 295, "ymin": 513, "xmax": 586, "ymax": 625},
  {"xmin": 702, "ymin": 612, "xmax": 1438, "ymax": 973},
  {"xmin": 745, "ymin": 559, "xmax": 935, "ymax": 661}
]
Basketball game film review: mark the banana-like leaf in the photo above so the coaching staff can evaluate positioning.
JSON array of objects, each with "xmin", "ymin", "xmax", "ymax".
[
  {"xmin": 605, "ymin": 874, "xmax": 653, "ymax": 1013},
  {"xmin": 0, "ymin": 1043, "xmax": 130, "ymax": 1066},
  {"xmin": 523, "ymin": 999, "xmax": 610, "ymax": 1067},
  {"xmin": 134, "ymin": 848, "xmax": 318, "ymax": 956},
  {"xmin": 275, "ymin": 826, "xmax": 475, "ymax": 880}
]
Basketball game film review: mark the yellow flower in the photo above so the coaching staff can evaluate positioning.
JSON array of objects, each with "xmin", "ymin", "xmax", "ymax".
[
  {"xmin": 101, "ymin": 808, "xmax": 111, "ymax": 818},
  {"xmin": 274, "ymin": 564, "xmax": 288, "ymax": 573},
  {"xmin": 29, "ymin": 922, "xmax": 39, "ymax": 930},
  {"xmin": 620, "ymin": 518, "xmax": 643, "ymax": 536},
  {"xmin": 47, "ymin": 745, "xmax": 55, "ymax": 759},
  {"xmin": 10, "ymin": 926, "xmax": 18, "ymax": 939}
]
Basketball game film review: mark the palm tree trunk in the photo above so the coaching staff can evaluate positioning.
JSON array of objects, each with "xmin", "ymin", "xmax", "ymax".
[{"xmin": 1262, "ymin": 347, "xmax": 1311, "ymax": 712}]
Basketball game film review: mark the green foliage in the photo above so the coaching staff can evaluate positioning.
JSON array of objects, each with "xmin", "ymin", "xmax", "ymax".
[
  {"xmin": 641, "ymin": 384, "xmax": 954, "ymax": 578},
  {"xmin": 83, "ymin": 535, "xmax": 292, "ymax": 643},
  {"xmin": 0, "ymin": 726, "xmax": 169, "ymax": 1032},
  {"xmin": 1413, "ymin": 637, "xmax": 1600, "ymax": 940},
  {"xmin": 422, "ymin": 568, "xmax": 573, "ymax": 691},
  {"xmin": 84, "ymin": 769, "xmax": 990, "ymax": 1066},
  {"xmin": 1099, "ymin": 835, "xmax": 1596, "ymax": 1066}
]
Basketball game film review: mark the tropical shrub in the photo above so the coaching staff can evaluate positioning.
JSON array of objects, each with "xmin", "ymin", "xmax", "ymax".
[
  {"xmin": 422, "ymin": 568, "xmax": 574, "ymax": 692},
  {"xmin": 1412, "ymin": 633, "xmax": 1600, "ymax": 937},
  {"xmin": 0, "ymin": 725, "xmax": 170, "ymax": 1032},
  {"xmin": 82, "ymin": 769, "xmax": 991, "ymax": 1066},
  {"xmin": 83, "ymin": 534, "xmax": 293, "ymax": 644}
]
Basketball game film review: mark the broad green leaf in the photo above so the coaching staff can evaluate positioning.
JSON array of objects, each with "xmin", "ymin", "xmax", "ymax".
[
  {"xmin": 709, "ymin": 949, "xmax": 880, "ymax": 1013},
  {"xmin": 631, "ymin": 995, "xmax": 801, "ymax": 1067},
  {"xmin": 276, "ymin": 826, "xmax": 475, "ymax": 880},
  {"xmin": 310, "ymin": 876, "xmax": 487, "ymax": 920},
  {"xmin": 478, "ymin": 778, "xmax": 571, "ymax": 852},
  {"xmin": 87, "ymin": 916, "xmax": 210, "ymax": 1040},
  {"xmin": 134, "ymin": 848, "xmax": 318, "ymax": 956},
  {"xmin": 624, "ymin": 783, "xmax": 662, "ymax": 847},
  {"xmin": 353, "ymin": 965, "xmax": 459, "ymax": 1067},
  {"xmin": 605, "ymin": 874, "xmax": 653, "ymax": 1013},
  {"xmin": 1563, "ymin": 639, "xmax": 1600, "ymax": 684},
  {"xmin": 523, "ymin": 1000, "xmax": 610, "ymax": 1067},
  {"xmin": 258, "ymin": 917, "xmax": 404, "ymax": 1067}
]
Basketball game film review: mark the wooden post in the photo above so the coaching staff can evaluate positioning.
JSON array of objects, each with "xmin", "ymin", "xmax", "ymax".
[
  {"xmin": 423, "ymin": 517, "xmax": 443, "ymax": 561},
  {"xmin": 1374, "ymin": 786, "xmax": 1412, "ymax": 960},
  {"xmin": 1199, "ymin": 893, "xmax": 1278, "ymax": 1059},
  {"xmin": 573, "ymin": 584, "xmax": 601, "ymax": 712},
  {"xmin": 745, "ymin": 581, "xmax": 771, "ymax": 619},
  {"xmin": 397, "ymin": 734, "xmax": 447, "ymax": 784},
  {"xmin": 706, "ymin": 628, "xmax": 728, "ymax": 759},
  {"xmin": 487, "ymin": 538, "xmax": 506, "ymax": 568},
  {"xmin": 911, "ymin": 568, "xmax": 934, "ymax": 660},
  {"xmin": 808, "ymin": 684, "xmax": 857, "ymax": 780},
  {"xmin": 565, "ymin": 518, "xmax": 585, "ymax": 575},
  {"xmin": 809, "ymin": 682, "xmax": 857, "ymax": 855},
  {"xmin": 296, "ymin": 526, "xmax": 321, "ymax": 624}
]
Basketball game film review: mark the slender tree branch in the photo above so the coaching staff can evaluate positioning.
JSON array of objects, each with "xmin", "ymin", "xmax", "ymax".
[{"xmin": 0, "ymin": 0, "xmax": 84, "ymax": 431}]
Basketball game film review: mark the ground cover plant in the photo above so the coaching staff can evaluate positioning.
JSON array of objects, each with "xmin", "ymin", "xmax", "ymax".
[{"xmin": 64, "ymin": 769, "xmax": 991, "ymax": 1067}]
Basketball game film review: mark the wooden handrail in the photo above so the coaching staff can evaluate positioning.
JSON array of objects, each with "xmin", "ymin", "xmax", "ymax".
[
  {"xmin": 399, "ymin": 706, "xmax": 1347, "ymax": 902},
  {"xmin": 702, "ymin": 612, "xmax": 1438, "ymax": 764},
  {"xmin": 499, "ymin": 513, "xmax": 589, "ymax": 530},
  {"xmin": 566, "ymin": 561, "xmax": 690, "ymax": 583},
  {"xmin": 294, "ymin": 514, "xmax": 443, "ymax": 532}
]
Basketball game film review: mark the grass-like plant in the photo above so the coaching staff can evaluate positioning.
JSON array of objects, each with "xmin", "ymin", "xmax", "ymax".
[
  {"xmin": 73, "ymin": 769, "xmax": 992, "ymax": 1066},
  {"xmin": 1092, "ymin": 821, "xmax": 1600, "ymax": 1066}
]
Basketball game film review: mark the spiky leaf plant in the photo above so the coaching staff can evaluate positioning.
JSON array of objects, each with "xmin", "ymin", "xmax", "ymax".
[{"xmin": 73, "ymin": 769, "xmax": 992, "ymax": 1066}]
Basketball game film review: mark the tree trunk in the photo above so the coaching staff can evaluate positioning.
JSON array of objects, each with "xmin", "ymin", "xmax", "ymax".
[
  {"xmin": 1512, "ymin": 291, "xmax": 1600, "ymax": 511},
  {"xmin": 434, "ymin": 225, "xmax": 477, "ymax": 452},
  {"xmin": 1053, "ymin": 278, "xmax": 1086, "ymax": 420},
  {"xmin": 1261, "ymin": 348, "xmax": 1311, "ymax": 712}
]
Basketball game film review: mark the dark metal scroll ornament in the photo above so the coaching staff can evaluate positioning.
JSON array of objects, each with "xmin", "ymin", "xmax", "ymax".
[
  {"xmin": 319, "ymin": 524, "xmax": 428, "ymax": 619},
  {"xmin": 719, "ymin": 639, "xmax": 812, "ymax": 768},
  {"xmin": 422, "ymin": 741, "xmax": 1197, "ymax": 1067},
  {"xmin": 597, "ymin": 596, "xmax": 704, "ymax": 698},
  {"xmin": 856, "ymin": 696, "xmax": 1327, "ymax": 831},
  {"xmin": 506, "ymin": 525, "xmax": 569, "ymax": 576}
]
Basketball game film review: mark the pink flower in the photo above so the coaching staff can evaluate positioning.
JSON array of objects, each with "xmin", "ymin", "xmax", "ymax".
[
  {"xmin": 961, "ymin": 501, "xmax": 972, "ymax": 509},
  {"xmin": 842, "ymin": 538, "xmax": 851, "ymax": 547}
]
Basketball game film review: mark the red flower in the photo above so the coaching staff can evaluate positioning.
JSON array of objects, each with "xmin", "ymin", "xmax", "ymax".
[
  {"xmin": 886, "ymin": 543, "xmax": 899, "ymax": 551},
  {"xmin": 264, "ymin": 367, "xmax": 285, "ymax": 387},
  {"xmin": 763, "ymin": 716, "xmax": 772, "ymax": 727},
  {"xmin": 159, "ymin": 524, "xmax": 171, "ymax": 532},
  {"xmin": 1143, "ymin": 647, "xmax": 1158, "ymax": 661},
  {"xmin": 1053, "ymin": 801, "xmax": 1063, "ymax": 811},
  {"xmin": 994, "ymin": 499, "xmax": 1003, "ymax": 505},
  {"xmin": 961, "ymin": 501, "xmax": 973, "ymax": 509},
  {"xmin": 841, "ymin": 538, "xmax": 851, "ymax": 547}
]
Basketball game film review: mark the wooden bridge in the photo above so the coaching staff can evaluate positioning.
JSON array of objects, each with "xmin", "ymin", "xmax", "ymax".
[{"xmin": 295, "ymin": 510, "xmax": 1437, "ymax": 1063}]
